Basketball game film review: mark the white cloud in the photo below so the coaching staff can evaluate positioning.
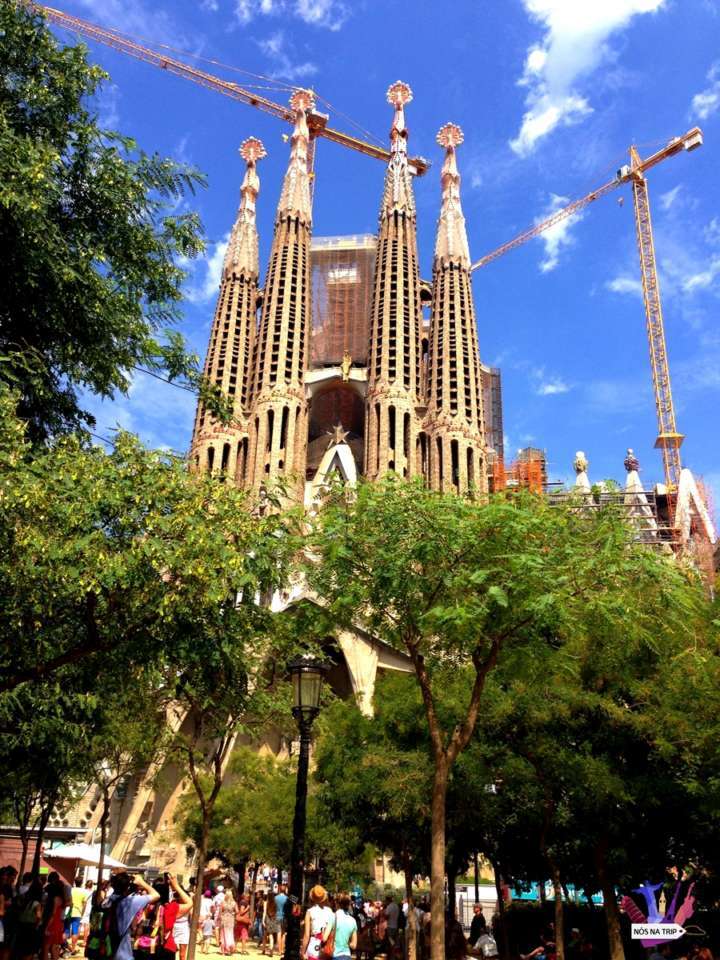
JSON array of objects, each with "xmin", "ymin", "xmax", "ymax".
[
  {"xmin": 235, "ymin": 0, "xmax": 349, "ymax": 30},
  {"xmin": 606, "ymin": 276, "xmax": 643, "ymax": 297},
  {"xmin": 81, "ymin": 370, "xmax": 197, "ymax": 454},
  {"xmin": 704, "ymin": 217, "xmax": 720, "ymax": 247},
  {"xmin": 536, "ymin": 378, "xmax": 570, "ymax": 396},
  {"xmin": 531, "ymin": 365, "xmax": 572, "ymax": 396},
  {"xmin": 256, "ymin": 31, "xmax": 318, "ymax": 81},
  {"xmin": 183, "ymin": 233, "xmax": 230, "ymax": 305},
  {"xmin": 72, "ymin": 0, "xmax": 191, "ymax": 45},
  {"xmin": 681, "ymin": 257, "xmax": 720, "ymax": 293},
  {"xmin": 510, "ymin": 0, "xmax": 665, "ymax": 156},
  {"xmin": 201, "ymin": 0, "xmax": 219, "ymax": 9},
  {"xmin": 659, "ymin": 184, "xmax": 682, "ymax": 211},
  {"xmin": 691, "ymin": 62, "xmax": 720, "ymax": 119},
  {"xmin": 534, "ymin": 193, "xmax": 584, "ymax": 272}
]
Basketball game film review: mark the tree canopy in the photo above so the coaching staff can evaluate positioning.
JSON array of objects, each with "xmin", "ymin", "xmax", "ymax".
[{"xmin": 0, "ymin": 1, "xmax": 213, "ymax": 441}]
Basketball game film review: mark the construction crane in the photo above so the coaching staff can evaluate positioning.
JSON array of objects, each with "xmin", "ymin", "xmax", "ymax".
[
  {"xmin": 34, "ymin": 4, "xmax": 431, "ymax": 176},
  {"xmin": 471, "ymin": 128, "xmax": 704, "ymax": 495}
]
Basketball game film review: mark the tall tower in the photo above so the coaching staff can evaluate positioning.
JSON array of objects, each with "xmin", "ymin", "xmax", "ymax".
[
  {"xmin": 190, "ymin": 137, "xmax": 266, "ymax": 484},
  {"xmin": 248, "ymin": 90, "xmax": 314, "ymax": 494},
  {"xmin": 425, "ymin": 123, "xmax": 486, "ymax": 493},
  {"xmin": 365, "ymin": 82, "xmax": 424, "ymax": 480}
]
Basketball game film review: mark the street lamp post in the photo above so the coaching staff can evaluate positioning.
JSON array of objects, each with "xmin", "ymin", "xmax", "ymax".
[{"xmin": 284, "ymin": 657, "xmax": 327, "ymax": 960}]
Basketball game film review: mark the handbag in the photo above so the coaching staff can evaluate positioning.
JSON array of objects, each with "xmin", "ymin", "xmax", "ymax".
[{"xmin": 320, "ymin": 913, "xmax": 336, "ymax": 960}]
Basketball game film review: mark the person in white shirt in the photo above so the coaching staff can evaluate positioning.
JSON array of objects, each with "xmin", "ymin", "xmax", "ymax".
[{"xmin": 301, "ymin": 886, "xmax": 334, "ymax": 960}]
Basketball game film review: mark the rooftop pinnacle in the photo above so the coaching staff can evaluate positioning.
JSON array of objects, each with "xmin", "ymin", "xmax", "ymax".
[
  {"xmin": 381, "ymin": 81, "xmax": 415, "ymax": 217},
  {"xmin": 223, "ymin": 136, "xmax": 266, "ymax": 279},
  {"xmin": 434, "ymin": 122, "xmax": 470, "ymax": 268},
  {"xmin": 276, "ymin": 88, "xmax": 315, "ymax": 223}
]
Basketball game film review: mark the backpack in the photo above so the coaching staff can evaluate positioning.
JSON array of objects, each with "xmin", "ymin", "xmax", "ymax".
[
  {"xmin": 85, "ymin": 898, "xmax": 123, "ymax": 960},
  {"xmin": 478, "ymin": 934, "xmax": 499, "ymax": 958}
]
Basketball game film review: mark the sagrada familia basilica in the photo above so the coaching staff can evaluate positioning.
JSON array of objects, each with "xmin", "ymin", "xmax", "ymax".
[
  {"xmin": 52, "ymin": 82, "xmax": 714, "ymax": 882},
  {"xmin": 189, "ymin": 82, "xmax": 494, "ymax": 501}
]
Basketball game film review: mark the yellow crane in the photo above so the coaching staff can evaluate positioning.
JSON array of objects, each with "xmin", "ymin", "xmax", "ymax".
[{"xmin": 471, "ymin": 129, "xmax": 703, "ymax": 495}]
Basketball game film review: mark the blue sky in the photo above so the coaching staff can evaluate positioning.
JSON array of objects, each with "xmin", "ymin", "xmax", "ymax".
[{"xmin": 54, "ymin": 0, "xmax": 719, "ymax": 504}]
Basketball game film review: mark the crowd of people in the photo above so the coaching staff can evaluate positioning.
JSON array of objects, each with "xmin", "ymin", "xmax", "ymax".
[{"xmin": 2, "ymin": 865, "xmax": 717, "ymax": 960}]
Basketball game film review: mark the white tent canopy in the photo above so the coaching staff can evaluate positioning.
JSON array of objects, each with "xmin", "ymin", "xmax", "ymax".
[{"xmin": 44, "ymin": 843, "xmax": 128, "ymax": 870}]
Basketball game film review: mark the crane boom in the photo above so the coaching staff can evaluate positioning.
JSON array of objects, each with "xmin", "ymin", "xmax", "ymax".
[{"xmin": 36, "ymin": 4, "xmax": 431, "ymax": 175}]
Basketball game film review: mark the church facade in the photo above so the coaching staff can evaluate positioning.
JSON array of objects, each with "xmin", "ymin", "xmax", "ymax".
[{"xmin": 189, "ymin": 82, "xmax": 491, "ymax": 503}]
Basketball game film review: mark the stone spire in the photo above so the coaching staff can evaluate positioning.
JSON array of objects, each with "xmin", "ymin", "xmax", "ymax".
[
  {"xmin": 248, "ymin": 91, "xmax": 315, "ymax": 495},
  {"xmin": 424, "ymin": 123, "xmax": 486, "ymax": 494},
  {"xmin": 434, "ymin": 123, "xmax": 470, "ymax": 267},
  {"xmin": 381, "ymin": 80, "xmax": 416, "ymax": 218},
  {"xmin": 224, "ymin": 136, "xmax": 266, "ymax": 279},
  {"xmin": 190, "ymin": 137, "xmax": 266, "ymax": 485},
  {"xmin": 365, "ymin": 81, "xmax": 424, "ymax": 481}
]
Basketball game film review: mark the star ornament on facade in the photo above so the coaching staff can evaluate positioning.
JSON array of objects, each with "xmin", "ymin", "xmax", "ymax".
[
  {"xmin": 239, "ymin": 137, "xmax": 267, "ymax": 164},
  {"xmin": 437, "ymin": 122, "xmax": 464, "ymax": 150},
  {"xmin": 325, "ymin": 423, "xmax": 350, "ymax": 447}
]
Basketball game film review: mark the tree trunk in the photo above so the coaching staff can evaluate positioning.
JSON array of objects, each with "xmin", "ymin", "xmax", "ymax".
[
  {"xmin": 402, "ymin": 848, "xmax": 413, "ymax": 901},
  {"xmin": 234, "ymin": 859, "xmax": 248, "ymax": 895},
  {"xmin": 550, "ymin": 864, "xmax": 565, "ymax": 960},
  {"xmin": 187, "ymin": 818, "xmax": 209, "ymax": 960},
  {"xmin": 249, "ymin": 862, "xmax": 260, "ymax": 920},
  {"xmin": 474, "ymin": 854, "xmax": 479, "ymax": 904},
  {"xmin": 447, "ymin": 869, "xmax": 456, "ymax": 920},
  {"xmin": 430, "ymin": 760, "xmax": 448, "ymax": 960},
  {"xmin": 491, "ymin": 861, "xmax": 510, "ymax": 960},
  {"xmin": 30, "ymin": 800, "xmax": 54, "ymax": 876},
  {"xmin": 95, "ymin": 789, "xmax": 110, "ymax": 906},
  {"xmin": 18, "ymin": 834, "xmax": 29, "ymax": 886},
  {"xmin": 595, "ymin": 840, "xmax": 625, "ymax": 960},
  {"xmin": 407, "ymin": 901, "xmax": 418, "ymax": 960}
]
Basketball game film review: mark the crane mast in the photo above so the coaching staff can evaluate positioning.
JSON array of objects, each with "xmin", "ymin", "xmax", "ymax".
[{"xmin": 629, "ymin": 147, "xmax": 683, "ymax": 491}]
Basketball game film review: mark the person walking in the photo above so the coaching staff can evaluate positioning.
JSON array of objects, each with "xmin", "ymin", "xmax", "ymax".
[
  {"xmin": 301, "ymin": 887, "xmax": 334, "ymax": 960},
  {"xmin": 262, "ymin": 893, "xmax": 279, "ymax": 958},
  {"xmin": 274, "ymin": 886, "xmax": 288, "ymax": 959},
  {"xmin": 383, "ymin": 897, "xmax": 399, "ymax": 949},
  {"xmin": 213, "ymin": 887, "xmax": 226, "ymax": 949},
  {"xmin": 79, "ymin": 881, "xmax": 95, "ymax": 948},
  {"xmin": 332, "ymin": 896, "xmax": 357, "ymax": 960},
  {"xmin": 235, "ymin": 897, "xmax": 251, "ymax": 956},
  {"xmin": 41, "ymin": 875, "xmax": 68, "ymax": 960},
  {"xmin": 66, "ymin": 876, "xmax": 90, "ymax": 955},
  {"xmin": 199, "ymin": 893, "xmax": 214, "ymax": 955},
  {"xmin": 14, "ymin": 879, "xmax": 44, "ymax": 960},
  {"xmin": 218, "ymin": 889, "xmax": 238, "ymax": 956}
]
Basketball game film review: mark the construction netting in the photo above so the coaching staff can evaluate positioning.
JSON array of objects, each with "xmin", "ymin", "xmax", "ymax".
[{"xmin": 310, "ymin": 235, "xmax": 376, "ymax": 367}]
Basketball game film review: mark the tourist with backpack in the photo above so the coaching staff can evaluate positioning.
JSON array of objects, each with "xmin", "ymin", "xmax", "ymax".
[{"xmin": 107, "ymin": 874, "xmax": 160, "ymax": 960}]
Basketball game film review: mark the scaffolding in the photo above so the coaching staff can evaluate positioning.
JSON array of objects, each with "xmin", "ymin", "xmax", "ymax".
[
  {"xmin": 310, "ymin": 235, "xmax": 376, "ymax": 367},
  {"xmin": 505, "ymin": 447, "xmax": 548, "ymax": 494},
  {"xmin": 480, "ymin": 363, "xmax": 503, "ymax": 460}
]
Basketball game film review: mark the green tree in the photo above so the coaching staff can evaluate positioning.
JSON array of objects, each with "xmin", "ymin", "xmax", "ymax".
[
  {"xmin": 0, "ymin": 388, "xmax": 298, "ymax": 695},
  {"xmin": 0, "ymin": 2, "xmax": 220, "ymax": 441},
  {"xmin": 308, "ymin": 478, "xmax": 713, "ymax": 960}
]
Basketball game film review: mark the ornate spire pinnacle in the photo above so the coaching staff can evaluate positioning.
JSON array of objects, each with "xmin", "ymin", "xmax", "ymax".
[
  {"xmin": 277, "ymin": 88, "xmax": 315, "ymax": 223},
  {"xmin": 224, "ymin": 136, "xmax": 266, "ymax": 278},
  {"xmin": 381, "ymin": 81, "xmax": 415, "ymax": 217},
  {"xmin": 434, "ymin": 122, "xmax": 470, "ymax": 267}
]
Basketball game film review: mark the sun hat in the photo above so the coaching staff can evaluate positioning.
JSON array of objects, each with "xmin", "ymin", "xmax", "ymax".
[{"xmin": 309, "ymin": 885, "xmax": 328, "ymax": 904}]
